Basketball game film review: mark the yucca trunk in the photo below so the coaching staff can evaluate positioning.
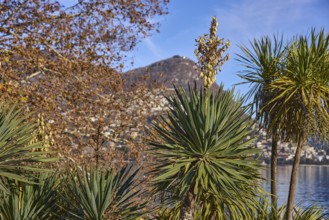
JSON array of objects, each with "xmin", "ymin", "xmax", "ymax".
[
  {"xmin": 180, "ymin": 191, "xmax": 194, "ymax": 220},
  {"xmin": 270, "ymin": 135, "xmax": 278, "ymax": 211},
  {"xmin": 286, "ymin": 136, "xmax": 304, "ymax": 220}
]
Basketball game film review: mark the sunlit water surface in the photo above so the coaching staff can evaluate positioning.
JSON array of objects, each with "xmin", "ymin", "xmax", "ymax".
[{"xmin": 262, "ymin": 165, "xmax": 329, "ymax": 215}]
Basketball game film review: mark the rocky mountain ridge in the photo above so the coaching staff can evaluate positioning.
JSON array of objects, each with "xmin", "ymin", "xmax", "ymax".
[{"xmin": 123, "ymin": 55, "xmax": 219, "ymax": 92}]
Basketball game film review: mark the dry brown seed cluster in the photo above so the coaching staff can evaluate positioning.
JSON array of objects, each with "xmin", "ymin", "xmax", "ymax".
[{"xmin": 194, "ymin": 16, "xmax": 230, "ymax": 88}]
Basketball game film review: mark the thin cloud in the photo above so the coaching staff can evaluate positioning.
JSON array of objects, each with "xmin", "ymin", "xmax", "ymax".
[
  {"xmin": 144, "ymin": 37, "xmax": 162, "ymax": 58},
  {"xmin": 212, "ymin": 0, "xmax": 326, "ymax": 91},
  {"xmin": 215, "ymin": 0, "xmax": 322, "ymax": 42}
]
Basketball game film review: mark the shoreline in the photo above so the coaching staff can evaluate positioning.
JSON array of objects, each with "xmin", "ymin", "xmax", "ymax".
[{"xmin": 262, "ymin": 164, "xmax": 329, "ymax": 167}]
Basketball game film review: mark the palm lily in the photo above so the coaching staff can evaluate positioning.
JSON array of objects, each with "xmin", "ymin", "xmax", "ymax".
[
  {"xmin": 65, "ymin": 165, "xmax": 146, "ymax": 220},
  {"xmin": 0, "ymin": 174, "xmax": 60, "ymax": 220},
  {"xmin": 293, "ymin": 205, "xmax": 326, "ymax": 220},
  {"xmin": 237, "ymin": 35, "xmax": 285, "ymax": 210},
  {"xmin": 253, "ymin": 199, "xmax": 326, "ymax": 220},
  {"xmin": 265, "ymin": 29, "xmax": 329, "ymax": 220},
  {"xmin": 150, "ymin": 85, "xmax": 263, "ymax": 219},
  {"xmin": 0, "ymin": 102, "xmax": 55, "ymax": 193},
  {"xmin": 237, "ymin": 29, "xmax": 329, "ymax": 220}
]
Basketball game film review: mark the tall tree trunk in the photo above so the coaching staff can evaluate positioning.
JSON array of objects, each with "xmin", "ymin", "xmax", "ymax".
[
  {"xmin": 286, "ymin": 136, "xmax": 304, "ymax": 220},
  {"xmin": 270, "ymin": 135, "xmax": 278, "ymax": 212},
  {"xmin": 180, "ymin": 191, "xmax": 194, "ymax": 220}
]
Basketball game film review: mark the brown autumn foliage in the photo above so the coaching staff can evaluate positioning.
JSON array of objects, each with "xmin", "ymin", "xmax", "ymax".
[{"xmin": 0, "ymin": 0, "xmax": 170, "ymax": 169}]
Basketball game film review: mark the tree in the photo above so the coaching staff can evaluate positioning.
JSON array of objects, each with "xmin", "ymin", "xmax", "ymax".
[
  {"xmin": 0, "ymin": 0, "xmax": 169, "ymax": 73},
  {"xmin": 150, "ymin": 17, "xmax": 263, "ymax": 219},
  {"xmin": 266, "ymin": 29, "xmax": 329, "ymax": 220},
  {"xmin": 237, "ymin": 35, "xmax": 285, "ymax": 211},
  {"xmin": 0, "ymin": 0, "xmax": 170, "ymax": 168}
]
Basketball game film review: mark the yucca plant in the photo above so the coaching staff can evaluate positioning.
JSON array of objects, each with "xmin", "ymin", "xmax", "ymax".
[
  {"xmin": 237, "ymin": 35, "xmax": 285, "ymax": 211},
  {"xmin": 0, "ymin": 102, "xmax": 56, "ymax": 193},
  {"xmin": 294, "ymin": 205, "xmax": 327, "ymax": 220},
  {"xmin": 253, "ymin": 198, "xmax": 285, "ymax": 220},
  {"xmin": 0, "ymin": 173, "xmax": 60, "ymax": 220},
  {"xmin": 253, "ymin": 199, "xmax": 327, "ymax": 220},
  {"xmin": 150, "ymin": 84, "xmax": 264, "ymax": 219},
  {"xmin": 154, "ymin": 208, "xmax": 180, "ymax": 220},
  {"xmin": 238, "ymin": 29, "xmax": 329, "ymax": 220},
  {"xmin": 265, "ymin": 29, "xmax": 329, "ymax": 220},
  {"xmin": 149, "ymin": 16, "xmax": 265, "ymax": 220},
  {"xmin": 64, "ymin": 165, "xmax": 146, "ymax": 220}
]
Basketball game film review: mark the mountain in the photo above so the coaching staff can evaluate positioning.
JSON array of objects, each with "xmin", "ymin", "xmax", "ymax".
[{"xmin": 123, "ymin": 55, "xmax": 219, "ymax": 91}]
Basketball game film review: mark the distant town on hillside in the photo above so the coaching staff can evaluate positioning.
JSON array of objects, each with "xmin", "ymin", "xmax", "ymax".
[
  {"xmin": 126, "ymin": 55, "xmax": 329, "ymax": 166},
  {"xmin": 253, "ymin": 127, "xmax": 329, "ymax": 165}
]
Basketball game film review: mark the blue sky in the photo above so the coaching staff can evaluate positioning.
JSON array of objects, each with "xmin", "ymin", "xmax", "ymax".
[
  {"xmin": 125, "ymin": 0, "xmax": 329, "ymax": 95},
  {"xmin": 61, "ymin": 0, "xmax": 329, "ymax": 95}
]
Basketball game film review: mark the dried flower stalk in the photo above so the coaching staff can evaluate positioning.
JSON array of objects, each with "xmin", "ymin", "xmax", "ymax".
[{"xmin": 194, "ymin": 16, "xmax": 230, "ymax": 88}]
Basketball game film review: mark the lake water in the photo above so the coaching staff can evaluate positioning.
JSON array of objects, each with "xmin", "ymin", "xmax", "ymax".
[{"xmin": 262, "ymin": 165, "xmax": 329, "ymax": 215}]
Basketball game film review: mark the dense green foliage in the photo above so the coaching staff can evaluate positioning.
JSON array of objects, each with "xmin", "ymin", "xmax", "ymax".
[
  {"xmin": 236, "ymin": 35, "xmax": 285, "ymax": 211},
  {"xmin": 238, "ymin": 29, "xmax": 329, "ymax": 220},
  {"xmin": 0, "ymin": 10, "xmax": 327, "ymax": 219},
  {"xmin": 253, "ymin": 199, "xmax": 326, "ymax": 220},
  {"xmin": 0, "ymin": 103, "xmax": 56, "ymax": 193},
  {"xmin": 66, "ymin": 166, "xmax": 145, "ymax": 220},
  {"xmin": 237, "ymin": 35, "xmax": 285, "ymax": 128},
  {"xmin": 267, "ymin": 29, "xmax": 329, "ymax": 220},
  {"xmin": 266, "ymin": 29, "xmax": 329, "ymax": 141},
  {"xmin": 0, "ymin": 166, "xmax": 146, "ymax": 219},
  {"xmin": 0, "ymin": 174, "xmax": 60, "ymax": 220},
  {"xmin": 150, "ymin": 85, "xmax": 263, "ymax": 219}
]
